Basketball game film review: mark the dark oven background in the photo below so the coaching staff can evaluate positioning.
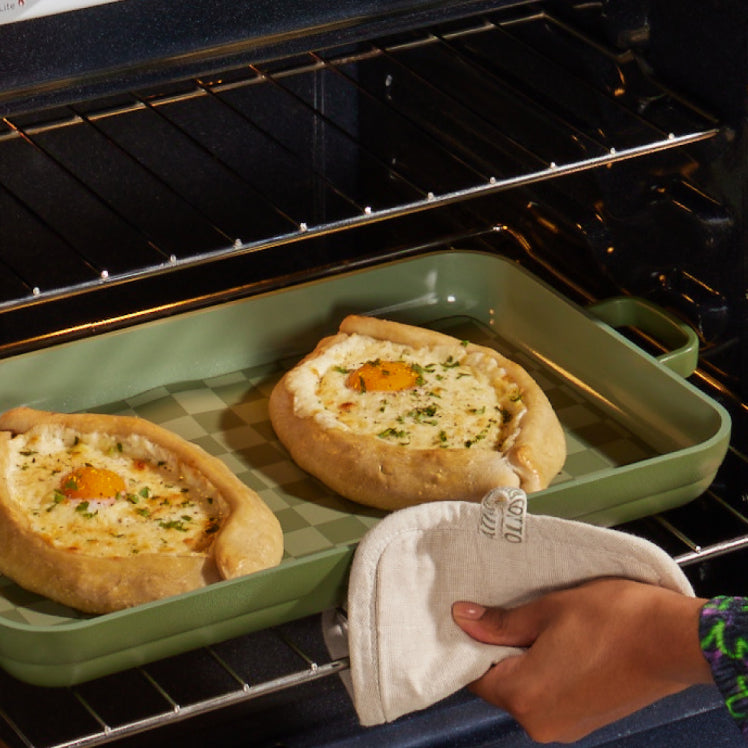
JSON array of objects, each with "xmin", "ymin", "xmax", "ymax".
[{"xmin": 0, "ymin": 0, "xmax": 747, "ymax": 746}]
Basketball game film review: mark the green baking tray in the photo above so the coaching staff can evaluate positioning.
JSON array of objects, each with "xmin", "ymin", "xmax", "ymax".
[{"xmin": 0, "ymin": 250, "xmax": 730, "ymax": 686}]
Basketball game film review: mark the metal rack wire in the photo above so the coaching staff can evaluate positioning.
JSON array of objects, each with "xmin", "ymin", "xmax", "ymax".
[
  {"xmin": 0, "ymin": 251, "xmax": 744, "ymax": 747},
  {"xmin": 0, "ymin": 11, "xmax": 718, "ymax": 315},
  {"xmin": 2, "ymin": 466, "xmax": 748, "ymax": 748},
  {"xmin": 0, "ymin": 617, "xmax": 352, "ymax": 748}
]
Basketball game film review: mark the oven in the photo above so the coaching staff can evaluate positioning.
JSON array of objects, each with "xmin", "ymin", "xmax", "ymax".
[{"xmin": 0, "ymin": 0, "xmax": 746, "ymax": 745}]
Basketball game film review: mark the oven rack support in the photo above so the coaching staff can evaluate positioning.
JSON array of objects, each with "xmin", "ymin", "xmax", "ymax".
[
  {"xmin": 675, "ymin": 532, "xmax": 748, "ymax": 565},
  {"xmin": 0, "ymin": 646, "xmax": 351, "ymax": 748},
  {"xmin": 2, "ymin": 482, "xmax": 748, "ymax": 748},
  {"xmin": 0, "ymin": 10, "xmax": 720, "ymax": 318},
  {"xmin": 0, "ymin": 120, "xmax": 714, "ymax": 317},
  {"xmin": 68, "ymin": 657, "xmax": 350, "ymax": 748}
]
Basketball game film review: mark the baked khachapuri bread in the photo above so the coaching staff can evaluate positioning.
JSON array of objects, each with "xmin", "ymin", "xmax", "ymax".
[
  {"xmin": 269, "ymin": 315, "xmax": 566, "ymax": 510},
  {"xmin": 0, "ymin": 407, "xmax": 284, "ymax": 613}
]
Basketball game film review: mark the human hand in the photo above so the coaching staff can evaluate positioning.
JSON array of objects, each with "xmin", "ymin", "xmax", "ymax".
[{"xmin": 452, "ymin": 578, "xmax": 712, "ymax": 744}]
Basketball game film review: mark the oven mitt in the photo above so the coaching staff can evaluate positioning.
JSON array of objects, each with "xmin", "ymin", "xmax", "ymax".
[{"xmin": 344, "ymin": 487, "xmax": 693, "ymax": 726}]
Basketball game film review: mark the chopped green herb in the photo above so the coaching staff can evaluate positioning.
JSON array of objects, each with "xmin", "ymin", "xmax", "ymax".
[
  {"xmin": 159, "ymin": 519, "xmax": 188, "ymax": 532},
  {"xmin": 75, "ymin": 501, "xmax": 96, "ymax": 519},
  {"xmin": 408, "ymin": 404, "xmax": 439, "ymax": 425},
  {"xmin": 465, "ymin": 429, "xmax": 489, "ymax": 448},
  {"xmin": 46, "ymin": 490, "xmax": 66, "ymax": 512},
  {"xmin": 377, "ymin": 427, "xmax": 410, "ymax": 442},
  {"xmin": 412, "ymin": 362, "xmax": 436, "ymax": 374}
]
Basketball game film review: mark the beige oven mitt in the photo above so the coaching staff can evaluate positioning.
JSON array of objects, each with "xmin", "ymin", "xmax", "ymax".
[{"xmin": 344, "ymin": 487, "xmax": 693, "ymax": 726}]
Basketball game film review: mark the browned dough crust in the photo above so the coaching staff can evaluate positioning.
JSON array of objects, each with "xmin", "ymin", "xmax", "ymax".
[
  {"xmin": 269, "ymin": 315, "xmax": 566, "ymax": 510},
  {"xmin": 0, "ymin": 407, "xmax": 284, "ymax": 613}
]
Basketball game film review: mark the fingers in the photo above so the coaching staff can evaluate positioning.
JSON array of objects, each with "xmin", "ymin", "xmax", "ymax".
[
  {"xmin": 451, "ymin": 599, "xmax": 571, "ymax": 741},
  {"xmin": 452, "ymin": 581, "xmax": 711, "ymax": 746},
  {"xmin": 468, "ymin": 653, "xmax": 526, "ymax": 703},
  {"xmin": 452, "ymin": 600, "xmax": 542, "ymax": 648}
]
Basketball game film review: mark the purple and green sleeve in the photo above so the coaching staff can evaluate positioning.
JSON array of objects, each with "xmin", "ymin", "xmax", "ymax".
[{"xmin": 700, "ymin": 596, "xmax": 748, "ymax": 737}]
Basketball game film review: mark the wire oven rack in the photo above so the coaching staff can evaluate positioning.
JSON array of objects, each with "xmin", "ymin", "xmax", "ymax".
[
  {"xmin": 0, "ymin": 229, "xmax": 745, "ymax": 747},
  {"xmin": 0, "ymin": 438, "xmax": 746, "ymax": 748},
  {"xmin": 0, "ymin": 8, "xmax": 718, "ymax": 319}
]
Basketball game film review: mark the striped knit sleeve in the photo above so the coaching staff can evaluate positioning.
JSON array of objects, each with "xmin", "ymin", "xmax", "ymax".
[{"xmin": 699, "ymin": 596, "xmax": 748, "ymax": 738}]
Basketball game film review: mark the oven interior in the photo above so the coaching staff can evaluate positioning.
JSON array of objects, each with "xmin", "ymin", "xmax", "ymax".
[{"xmin": 1, "ymin": 0, "xmax": 747, "ymax": 745}]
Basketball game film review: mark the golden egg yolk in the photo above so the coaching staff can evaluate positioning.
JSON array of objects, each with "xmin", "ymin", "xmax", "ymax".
[
  {"xmin": 60, "ymin": 465, "xmax": 127, "ymax": 500},
  {"xmin": 345, "ymin": 360, "xmax": 420, "ymax": 392}
]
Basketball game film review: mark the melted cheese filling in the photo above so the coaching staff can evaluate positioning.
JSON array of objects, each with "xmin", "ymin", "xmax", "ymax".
[
  {"xmin": 289, "ymin": 334, "xmax": 526, "ymax": 450},
  {"xmin": 7, "ymin": 425, "xmax": 223, "ymax": 557}
]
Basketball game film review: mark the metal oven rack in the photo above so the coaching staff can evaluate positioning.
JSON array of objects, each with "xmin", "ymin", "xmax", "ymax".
[
  {"xmin": 0, "ymin": 401, "xmax": 746, "ymax": 748},
  {"xmin": 0, "ymin": 230, "xmax": 746, "ymax": 748},
  {"xmin": 0, "ymin": 612, "xmax": 353, "ymax": 748},
  {"xmin": 0, "ymin": 7, "xmax": 718, "ymax": 350}
]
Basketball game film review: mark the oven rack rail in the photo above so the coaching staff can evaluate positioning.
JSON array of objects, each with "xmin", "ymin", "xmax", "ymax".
[
  {"xmin": 0, "ymin": 622, "xmax": 353, "ymax": 748},
  {"xmin": 0, "ymin": 10, "xmax": 718, "ymax": 316},
  {"xmin": 1, "ymin": 243, "xmax": 745, "ymax": 748},
  {"xmin": 2, "ymin": 458, "xmax": 748, "ymax": 748}
]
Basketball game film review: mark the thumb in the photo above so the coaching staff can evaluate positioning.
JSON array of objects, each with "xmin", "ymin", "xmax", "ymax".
[{"xmin": 452, "ymin": 601, "xmax": 540, "ymax": 648}]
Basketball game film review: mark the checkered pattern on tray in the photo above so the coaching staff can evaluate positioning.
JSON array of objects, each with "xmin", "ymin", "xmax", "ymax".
[{"xmin": 0, "ymin": 316, "xmax": 656, "ymax": 625}]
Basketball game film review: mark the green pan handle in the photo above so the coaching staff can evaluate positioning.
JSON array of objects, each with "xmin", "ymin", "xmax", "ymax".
[{"xmin": 587, "ymin": 296, "xmax": 700, "ymax": 378}]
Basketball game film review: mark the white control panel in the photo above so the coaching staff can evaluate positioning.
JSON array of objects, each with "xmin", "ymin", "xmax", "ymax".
[{"xmin": 0, "ymin": 0, "xmax": 124, "ymax": 25}]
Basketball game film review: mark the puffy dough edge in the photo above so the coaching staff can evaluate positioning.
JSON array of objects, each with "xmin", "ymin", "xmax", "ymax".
[
  {"xmin": 268, "ymin": 315, "xmax": 566, "ymax": 510},
  {"xmin": 0, "ymin": 407, "xmax": 284, "ymax": 613}
]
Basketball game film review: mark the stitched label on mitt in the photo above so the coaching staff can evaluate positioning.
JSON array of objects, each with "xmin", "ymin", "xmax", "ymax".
[{"xmin": 479, "ymin": 487, "xmax": 527, "ymax": 543}]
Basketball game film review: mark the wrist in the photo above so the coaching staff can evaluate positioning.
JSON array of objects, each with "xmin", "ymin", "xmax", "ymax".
[{"xmin": 646, "ymin": 590, "xmax": 712, "ymax": 686}]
